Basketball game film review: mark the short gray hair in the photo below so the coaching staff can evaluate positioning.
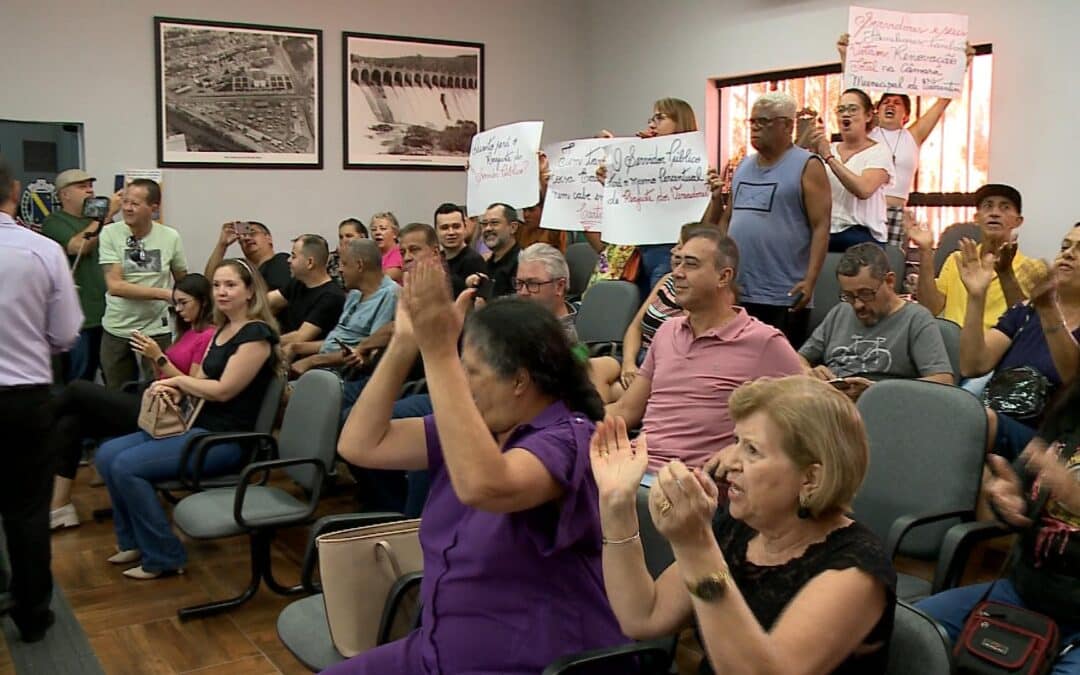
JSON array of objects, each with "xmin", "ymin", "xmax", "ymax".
[
  {"xmin": 518, "ymin": 243, "xmax": 568, "ymax": 281},
  {"xmin": 342, "ymin": 237, "xmax": 382, "ymax": 270},
  {"xmin": 754, "ymin": 92, "xmax": 797, "ymax": 119}
]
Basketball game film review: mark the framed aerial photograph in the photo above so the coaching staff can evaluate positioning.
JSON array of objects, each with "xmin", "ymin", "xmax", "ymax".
[
  {"xmin": 343, "ymin": 32, "xmax": 483, "ymax": 170},
  {"xmin": 154, "ymin": 17, "xmax": 323, "ymax": 168}
]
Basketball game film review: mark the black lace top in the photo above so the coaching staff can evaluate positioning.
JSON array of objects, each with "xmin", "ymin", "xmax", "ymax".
[
  {"xmin": 698, "ymin": 511, "xmax": 897, "ymax": 675},
  {"xmin": 195, "ymin": 321, "xmax": 278, "ymax": 432}
]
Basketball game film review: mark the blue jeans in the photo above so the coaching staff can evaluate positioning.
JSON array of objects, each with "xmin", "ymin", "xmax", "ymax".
[
  {"xmin": 917, "ymin": 579, "xmax": 1080, "ymax": 674},
  {"xmin": 65, "ymin": 326, "xmax": 103, "ymax": 382},
  {"xmin": 638, "ymin": 244, "xmax": 673, "ymax": 295},
  {"xmin": 96, "ymin": 429, "xmax": 244, "ymax": 572},
  {"xmin": 828, "ymin": 225, "xmax": 884, "ymax": 252}
]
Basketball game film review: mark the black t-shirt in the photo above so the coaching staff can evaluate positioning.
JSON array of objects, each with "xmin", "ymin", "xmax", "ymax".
[
  {"xmin": 699, "ymin": 511, "xmax": 897, "ymax": 675},
  {"xmin": 196, "ymin": 321, "xmax": 279, "ymax": 432},
  {"xmin": 486, "ymin": 243, "xmax": 520, "ymax": 298},
  {"xmin": 259, "ymin": 252, "xmax": 292, "ymax": 292},
  {"xmin": 280, "ymin": 278, "xmax": 346, "ymax": 336},
  {"xmin": 445, "ymin": 246, "xmax": 486, "ymax": 298}
]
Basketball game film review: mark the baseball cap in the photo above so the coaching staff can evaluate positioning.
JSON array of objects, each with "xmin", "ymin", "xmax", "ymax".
[
  {"xmin": 54, "ymin": 169, "xmax": 95, "ymax": 192},
  {"xmin": 973, "ymin": 184, "xmax": 1022, "ymax": 213}
]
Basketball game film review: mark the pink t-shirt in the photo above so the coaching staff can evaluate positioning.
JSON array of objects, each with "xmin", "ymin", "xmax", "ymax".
[
  {"xmin": 638, "ymin": 310, "xmax": 803, "ymax": 472},
  {"xmin": 162, "ymin": 325, "xmax": 215, "ymax": 377},
  {"xmin": 382, "ymin": 247, "xmax": 404, "ymax": 284}
]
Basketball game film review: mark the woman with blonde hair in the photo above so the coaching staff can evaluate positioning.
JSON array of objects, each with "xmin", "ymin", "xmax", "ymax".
[
  {"xmin": 370, "ymin": 211, "xmax": 403, "ymax": 283},
  {"xmin": 592, "ymin": 375, "xmax": 896, "ymax": 674},
  {"xmin": 95, "ymin": 259, "xmax": 282, "ymax": 579}
]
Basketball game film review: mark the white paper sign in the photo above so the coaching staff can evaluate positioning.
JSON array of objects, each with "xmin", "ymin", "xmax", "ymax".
[
  {"xmin": 539, "ymin": 138, "xmax": 608, "ymax": 233},
  {"xmin": 466, "ymin": 121, "xmax": 543, "ymax": 217},
  {"xmin": 844, "ymin": 6, "xmax": 968, "ymax": 98},
  {"xmin": 600, "ymin": 132, "xmax": 710, "ymax": 246}
]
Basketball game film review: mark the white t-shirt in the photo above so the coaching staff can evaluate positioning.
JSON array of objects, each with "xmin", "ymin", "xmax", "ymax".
[
  {"xmin": 827, "ymin": 141, "xmax": 894, "ymax": 242},
  {"xmin": 98, "ymin": 221, "xmax": 187, "ymax": 337},
  {"xmin": 869, "ymin": 126, "xmax": 919, "ymax": 200}
]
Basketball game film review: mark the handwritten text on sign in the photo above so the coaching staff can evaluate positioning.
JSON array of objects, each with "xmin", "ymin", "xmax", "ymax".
[
  {"xmin": 844, "ymin": 6, "xmax": 968, "ymax": 98},
  {"xmin": 539, "ymin": 138, "xmax": 608, "ymax": 233},
  {"xmin": 466, "ymin": 121, "xmax": 543, "ymax": 217},
  {"xmin": 601, "ymin": 131, "xmax": 711, "ymax": 246}
]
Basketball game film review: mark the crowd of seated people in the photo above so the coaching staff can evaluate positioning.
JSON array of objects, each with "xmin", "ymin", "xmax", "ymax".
[{"xmin": 9, "ymin": 43, "xmax": 1079, "ymax": 671}]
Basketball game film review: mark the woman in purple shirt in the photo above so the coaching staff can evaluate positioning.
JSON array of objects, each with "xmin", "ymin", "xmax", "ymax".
[{"xmin": 333, "ymin": 259, "xmax": 625, "ymax": 674}]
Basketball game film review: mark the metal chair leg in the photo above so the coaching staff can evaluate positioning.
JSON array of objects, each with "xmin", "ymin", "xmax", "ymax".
[{"xmin": 177, "ymin": 531, "xmax": 268, "ymax": 621}]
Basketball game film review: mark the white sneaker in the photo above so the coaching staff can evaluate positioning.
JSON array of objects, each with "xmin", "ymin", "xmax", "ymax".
[{"xmin": 49, "ymin": 504, "xmax": 79, "ymax": 530}]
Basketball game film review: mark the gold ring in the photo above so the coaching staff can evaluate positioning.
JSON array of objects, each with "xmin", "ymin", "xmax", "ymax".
[{"xmin": 658, "ymin": 499, "xmax": 673, "ymax": 515}]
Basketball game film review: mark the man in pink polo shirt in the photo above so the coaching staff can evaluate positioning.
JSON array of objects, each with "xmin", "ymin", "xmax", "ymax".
[{"xmin": 606, "ymin": 227, "xmax": 803, "ymax": 473}]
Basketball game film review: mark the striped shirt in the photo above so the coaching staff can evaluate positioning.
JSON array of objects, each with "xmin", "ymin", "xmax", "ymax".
[{"xmin": 639, "ymin": 274, "xmax": 683, "ymax": 349}]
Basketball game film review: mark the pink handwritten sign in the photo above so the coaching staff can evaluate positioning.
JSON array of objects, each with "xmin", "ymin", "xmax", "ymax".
[
  {"xmin": 539, "ymin": 138, "xmax": 608, "ymax": 233},
  {"xmin": 844, "ymin": 6, "xmax": 968, "ymax": 98},
  {"xmin": 466, "ymin": 121, "xmax": 543, "ymax": 216}
]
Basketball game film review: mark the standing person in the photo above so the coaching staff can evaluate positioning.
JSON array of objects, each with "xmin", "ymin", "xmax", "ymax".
[
  {"xmin": 434, "ymin": 202, "xmax": 485, "ymax": 296},
  {"xmin": 40, "ymin": 168, "xmax": 120, "ymax": 382},
  {"xmin": 268, "ymin": 234, "xmax": 346, "ymax": 346},
  {"xmin": 517, "ymin": 152, "xmax": 567, "ymax": 253},
  {"xmin": 808, "ymin": 89, "xmax": 894, "ymax": 252},
  {"xmin": 0, "ymin": 157, "xmax": 83, "ymax": 641},
  {"xmin": 328, "ymin": 217, "xmax": 369, "ymax": 289},
  {"xmin": 98, "ymin": 179, "xmax": 187, "ymax": 389},
  {"xmin": 370, "ymin": 212, "xmax": 403, "ymax": 283},
  {"xmin": 204, "ymin": 221, "xmax": 291, "ymax": 292},
  {"xmin": 710, "ymin": 92, "xmax": 831, "ymax": 346}
]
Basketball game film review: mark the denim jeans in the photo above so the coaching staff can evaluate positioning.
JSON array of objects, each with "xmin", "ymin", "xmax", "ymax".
[
  {"xmin": 64, "ymin": 326, "xmax": 103, "ymax": 383},
  {"xmin": 638, "ymin": 244, "xmax": 673, "ymax": 296},
  {"xmin": 916, "ymin": 579, "xmax": 1080, "ymax": 674},
  {"xmin": 828, "ymin": 225, "xmax": 883, "ymax": 253},
  {"xmin": 96, "ymin": 429, "xmax": 244, "ymax": 572}
]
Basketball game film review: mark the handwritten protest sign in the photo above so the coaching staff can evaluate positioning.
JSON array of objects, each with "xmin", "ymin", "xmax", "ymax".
[
  {"xmin": 466, "ymin": 121, "xmax": 543, "ymax": 217},
  {"xmin": 600, "ymin": 131, "xmax": 710, "ymax": 245},
  {"xmin": 539, "ymin": 138, "xmax": 608, "ymax": 232},
  {"xmin": 844, "ymin": 6, "xmax": 968, "ymax": 98}
]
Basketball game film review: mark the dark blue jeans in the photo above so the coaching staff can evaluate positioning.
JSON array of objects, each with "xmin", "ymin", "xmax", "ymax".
[
  {"xmin": 638, "ymin": 244, "xmax": 673, "ymax": 296},
  {"xmin": 828, "ymin": 225, "xmax": 884, "ymax": 253}
]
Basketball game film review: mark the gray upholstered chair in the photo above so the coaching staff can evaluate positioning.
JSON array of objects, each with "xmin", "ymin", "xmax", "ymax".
[
  {"xmin": 854, "ymin": 379, "xmax": 988, "ymax": 601},
  {"xmin": 565, "ymin": 242, "xmax": 599, "ymax": 302},
  {"xmin": 808, "ymin": 252, "xmax": 844, "ymax": 335},
  {"xmin": 884, "ymin": 244, "xmax": 907, "ymax": 292},
  {"xmin": 575, "ymin": 280, "xmax": 641, "ymax": 355},
  {"xmin": 886, "ymin": 601, "xmax": 955, "ymax": 674},
  {"xmin": 171, "ymin": 369, "xmax": 341, "ymax": 620}
]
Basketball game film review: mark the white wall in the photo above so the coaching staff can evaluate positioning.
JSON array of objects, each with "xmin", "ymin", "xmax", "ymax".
[
  {"xmin": 0, "ymin": 0, "xmax": 588, "ymax": 268},
  {"xmin": 583, "ymin": 0, "xmax": 1080, "ymax": 259}
]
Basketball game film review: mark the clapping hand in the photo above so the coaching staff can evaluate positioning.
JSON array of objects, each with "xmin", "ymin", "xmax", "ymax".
[
  {"xmin": 903, "ymin": 210, "xmax": 934, "ymax": 251},
  {"xmin": 650, "ymin": 461, "xmax": 719, "ymax": 548},
  {"xmin": 957, "ymin": 237, "xmax": 995, "ymax": 297},
  {"xmin": 590, "ymin": 417, "xmax": 649, "ymax": 502},
  {"xmin": 402, "ymin": 259, "xmax": 461, "ymax": 357},
  {"xmin": 808, "ymin": 125, "xmax": 831, "ymax": 159},
  {"xmin": 984, "ymin": 454, "xmax": 1031, "ymax": 528},
  {"xmin": 1022, "ymin": 441, "xmax": 1078, "ymax": 509}
]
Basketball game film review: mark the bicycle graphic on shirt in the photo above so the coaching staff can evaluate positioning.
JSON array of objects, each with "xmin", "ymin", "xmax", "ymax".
[{"xmin": 828, "ymin": 335, "xmax": 893, "ymax": 375}]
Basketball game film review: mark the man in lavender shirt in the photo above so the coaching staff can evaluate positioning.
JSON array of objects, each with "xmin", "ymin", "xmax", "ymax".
[
  {"xmin": 607, "ymin": 227, "xmax": 803, "ymax": 474},
  {"xmin": 0, "ymin": 158, "xmax": 83, "ymax": 642}
]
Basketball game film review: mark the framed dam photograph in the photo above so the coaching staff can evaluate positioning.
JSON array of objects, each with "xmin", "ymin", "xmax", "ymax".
[
  {"xmin": 343, "ymin": 32, "xmax": 484, "ymax": 170},
  {"xmin": 154, "ymin": 17, "xmax": 323, "ymax": 168}
]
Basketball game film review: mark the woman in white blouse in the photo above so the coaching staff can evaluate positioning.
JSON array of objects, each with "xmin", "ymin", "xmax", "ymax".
[{"xmin": 810, "ymin": 88, "xmax": 894, "ymax": 252}]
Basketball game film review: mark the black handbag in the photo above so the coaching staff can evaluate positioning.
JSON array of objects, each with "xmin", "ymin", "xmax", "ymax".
[
  {"xmin": 954, "ymin": 599, "xmax": 1060, "ymax": 674},
  {"xmin": 981, "ymin": 308, "xmax": 1050, "ymax": 421}
]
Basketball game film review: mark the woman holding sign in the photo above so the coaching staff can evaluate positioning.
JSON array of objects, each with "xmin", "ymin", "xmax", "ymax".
[
  {"xmin": 808, "ymin": 89, "xmax": 894, "ymax": 252},
  {"xmin": 589, "ymin": 98, "xmax": 698, "ymax": 293}
]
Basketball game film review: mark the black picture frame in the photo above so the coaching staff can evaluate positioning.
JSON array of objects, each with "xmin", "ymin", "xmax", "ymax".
[
  {"xmin": 342, "ymin": 31, "xmax": 483, "ymax": 170},
  {"xmin": 154, "ymin": 16, "xmax": 323, "ymax": 169}
]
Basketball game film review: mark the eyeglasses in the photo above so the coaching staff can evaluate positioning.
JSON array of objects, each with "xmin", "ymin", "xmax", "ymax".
[
  {"xmin": 747, "ymin": 116, "xmax": 791, "ymax": 129},
  {"xmin": 839, "ymin": 282, "xmax": 884, "ymax": 304},
  {"xmin": 670, "ymin": 254, "xmax": 703, "ymax": 271},
  {"xmin": 513, "ymin": 278, "xmax": 560, "ymax": 293},
  {"xmin": 126, "ymin": 236, "xmax": 148, "ymax": 265},
  {"xmin": 478, "ymin": 219, "xmax": 505, "ymax": 228},
  {"xmin": 835, "ymin": 104, "xmax": 863, "ymax": 115},
  {"xmin": 647, "ymin": 113, "xmax": 670, "ymax": 126}
]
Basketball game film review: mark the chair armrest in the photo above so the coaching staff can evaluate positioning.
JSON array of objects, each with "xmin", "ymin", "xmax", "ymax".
[
  {"xmin": 233, "ymin": 457, "xmax": 327, "ymax": 530},
  {"xmin": 587, "ymin": 341, "xmax": 620, "ymax": 358},
  {"xmin": 377, "ymin": 571, "xmax": 424, "ymax": 646},
  {"xmin": 122, "ymin": 379, "xmax": 152, "ymax": 394},
  {"xmin": 177, "ymin": 431, "xmax": 276, "ymax": 492},
  {"xmin": 300, "ymin": 512, "xmax": 408, "ymax": 593},
  {"xmin": 885, "ymin": 509, "xmax": 974, "ymax": 559},
  {"xmin": 541, "ymin": 635, "xmax": 677, "ymax": 675},
  {"xmin": 931, "ymin": 520, "xmax": 1012, "ymax": 594}
]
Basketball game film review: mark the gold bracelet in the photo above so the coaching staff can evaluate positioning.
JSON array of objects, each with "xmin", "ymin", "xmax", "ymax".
[{"xmin": 602, "ymin": 531, "xmax": 640, "ymax": 546}]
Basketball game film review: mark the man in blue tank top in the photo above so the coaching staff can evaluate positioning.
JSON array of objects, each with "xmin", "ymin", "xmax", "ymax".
[{"xmin": 709, "ymin": 92, "xmax": 831, "ymax": 347}]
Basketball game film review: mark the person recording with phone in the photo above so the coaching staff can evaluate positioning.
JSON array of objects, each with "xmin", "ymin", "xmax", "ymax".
[
  {"xmin": 203, "ymin": 220, "xmax": 291, "ymax": 293},
  {"xmin": 41, "ymin": 169, "xmax": 121, "ymax": 382}
]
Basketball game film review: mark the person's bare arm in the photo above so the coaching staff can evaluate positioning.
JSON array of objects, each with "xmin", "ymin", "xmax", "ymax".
[
  {"xmin": 584, "ymin": 231, "xmax": 605, "ymax": 254},
  {"xmin": 65, "ymin": 221, "xmax": 104, "ymax": 256},
  {"xmin": 385, "ymin": 266, "xmax": 403, "ymax": 283},
  {"xmin": 823, "ymin": 158, "xmax": 889, "ymax": 201},
  {"xmin": 103, "ymin": 264, "xmax": 172, "ymax": 302},
  {"xmin": 919, "ymin": 372, "xmax": 956, "ymax": 385},
  {"xmin": 280, "ymin": 322, "xmax": 323, "ymax": 346},
  {"xmin": 908, "ymin": 98, "xmax": 951, "ymax": 146},
  {"xmin": 160, "ymin": 340, "xmax": 271, "ymax": 402},
  {"xmin": 204, "ymin": 222, "xmax": 238, "ymax": 278},
  {"xmin": 267, "ymin": 289, "xmax": 287, "ymax": 314},
  {"xmin": 905, "ymin": 213, "xmax": 945, "ymax": 315},
  {"xmin": 703, "ymin": 167, "xmax": 725, "ymax": 225},
  {"xmin": 1033, "ymin": 285, "xmax": 1080, "ymax": 387},
  {"xmin": 793, "ymin": 159, "xmax": 832, "ymax": 310},
  {"xmin": 604, "ymin": 373, "xmax": 651, "ymax": 429}
]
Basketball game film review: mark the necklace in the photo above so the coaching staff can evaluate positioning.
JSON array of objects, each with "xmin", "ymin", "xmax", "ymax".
[{"xmin": 878, "ymin": 128, "xmax": 901, "ymax": 164}]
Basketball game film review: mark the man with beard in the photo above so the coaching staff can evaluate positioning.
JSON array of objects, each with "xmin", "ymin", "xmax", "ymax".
[
  {"xmin": 709, "ymin": 91, "xmax": 831, "ymax": 346},
  {"xmin": 204, "ymin": 220, "xmax": 290, "ymax": 292},
  {"xmin": 799, "ymin": 243, "xmax": 953, "ymax": 402},
  {"xmin": 466, "ymin": 203, "xmax": 522, "ymax": 298}
]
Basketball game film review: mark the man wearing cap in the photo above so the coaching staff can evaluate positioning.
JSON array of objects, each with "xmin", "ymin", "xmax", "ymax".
[
  {"xmin": 40, "ymin": 169, "xmax": 120, "ymax": 381},
  {"xmin": 204, "ymin": 220, "xmax": 291, "ymax": 292},
  {"xmin": 907, "ymin": 183, "xmax": 1046, "ymax": 330}
]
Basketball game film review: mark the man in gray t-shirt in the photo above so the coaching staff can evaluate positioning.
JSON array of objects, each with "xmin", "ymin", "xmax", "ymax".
[{"xmin": 799, "ymin": 243, "xmax": 954, "ymax": 401}]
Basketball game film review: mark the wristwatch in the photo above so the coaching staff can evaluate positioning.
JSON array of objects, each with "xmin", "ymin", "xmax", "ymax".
[
  {"xmin": 156, "ymin": 355, "xmax": 168, "ymax": 368},
  {"xmin": 685, "ymin": 569, "xmax": 731, "ymax": 602}
]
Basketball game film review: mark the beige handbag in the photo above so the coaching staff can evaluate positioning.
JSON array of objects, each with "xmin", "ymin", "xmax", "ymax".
[
  {"xmin": 137, "ymin": 388, "xmax": 204, "ymax": 438},
  {"xmin": 317, "ymin": 519, "xmax": 423, "ymax": 658}
]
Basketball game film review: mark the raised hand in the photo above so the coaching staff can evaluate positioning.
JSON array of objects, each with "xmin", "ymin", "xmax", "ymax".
[
  {"xmin": 837, "ymin": 32, "xmax": 850, "ymax": 60},
  {"xmin": 589, "ymin": 417, "xmax": 649, "ymax": 502},
  {"xmin": 957, "ymin": 237, "xmax": 995, "ymax": 297},
  {"xmin": 1029, "ymin": 263, "xmax": 1059, "ymax": 310},
  {"xmin": 403, "ymin": 259, "xmax": 460, "ymax": 356},
  {"xmin": 218, "ymin": 222, "xmax": 239, "ymax": 248},
  {"xmin": 650, "ymin": 461, "xmax": 719, "ymax": 547},
  {"xmin": 706, "ymin": 167, "xmax": 723, "ymax": 201},
  {"xmin": 808, "ymin": 126, "xmax": 830, "ymax": 159},
  {"xmin": 903, "ymin": 211, "xmax": 934, "ymax": 251},
  {"xmin": 985, "ymin": 455, "xmax": 1031, "ymax": 528}
]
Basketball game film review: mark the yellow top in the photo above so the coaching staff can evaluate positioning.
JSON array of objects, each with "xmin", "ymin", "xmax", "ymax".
[{"xmin": 936, "ymin": 246, "xmax": 1046, "ymax": 330}]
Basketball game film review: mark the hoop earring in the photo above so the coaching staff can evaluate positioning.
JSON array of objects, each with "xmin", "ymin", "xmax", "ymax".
[{"xmin": 797, "ymin": 494, "xmax": 812, "ymax": 520}]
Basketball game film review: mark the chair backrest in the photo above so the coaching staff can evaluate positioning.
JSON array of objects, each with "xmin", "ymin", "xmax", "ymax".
[
  {"xmin": 253, "ymin": 374, "xmax": 286, "ymax": 434},
  {"xmin": 809, "ymin": 252, "xmax": 844, "ymax": 335},
  {"xmin": 854, "ymin": 380, "xmax": 986, "ymax": 559},
  {"xmin": 884, "ymin": 245, "xmax": 907, "ymax": 292},
  {"xmin": 886, "ymin": 601, "xmax": 955, "ymax": 675},
  {"xmin": 575, "ymin": 280, "xmax": 641, "ymax": 345},
  {"xmin": 278, "ymin": 370, "xmax": 343, "ymax": 490},
  {"xmin": 565, "ymin": 242, "xmax": 599, "ymax": 300},
  {"xmin": 934, "ymin": 222, "xmax": 981, "ymax": 276},
  {"xmin": 637, "ymin": 485, "xmax": 674, "ymax": 579},
  {"xmin": 935, "ymin": 318, "xmax": 962, "ymax": 381}
]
